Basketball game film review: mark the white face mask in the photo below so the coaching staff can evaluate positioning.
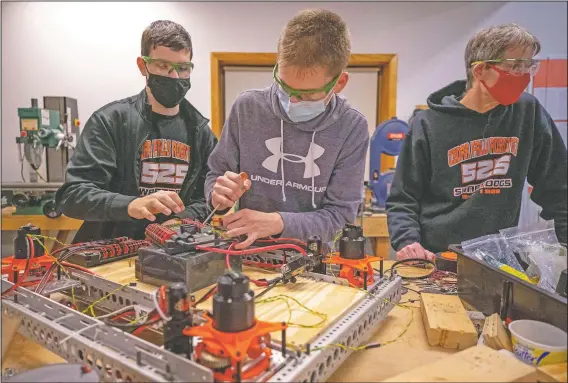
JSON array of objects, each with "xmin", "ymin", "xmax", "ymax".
[{"xmin": 277, "ymin": 88, "xmax": 334, "ymax": 123}]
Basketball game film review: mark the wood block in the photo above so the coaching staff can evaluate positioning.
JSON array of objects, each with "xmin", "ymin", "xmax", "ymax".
[
  {"xmin": 420, "ymin": 293, "xmax": 478, "ymax": 350},
  {"xmin": 538, "ymin": 363, "xmax": 568, "ymax": 383},
  {"xmin": 482, "ymin": 313, "xmax": 512, "ymax": 352},
  {"xmin": 385, "ymin": 345, "xmax": 538, "ymax": 382}
]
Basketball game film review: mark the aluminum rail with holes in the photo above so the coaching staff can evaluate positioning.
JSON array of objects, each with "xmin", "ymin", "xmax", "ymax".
[
  {"xmin": 63, "ymin": 269, "xmax": 156, "ymax": 314},
  {"xmin": 268, "ymin": 275, "xmax": 403, "ymax": 383},
  {"xmin": 1, "ymin": 279, "xmax": 213, "ymax": 383},
  {"xmin": 16, "ymin": 266, "xmax": 402, "ymax": 382}
]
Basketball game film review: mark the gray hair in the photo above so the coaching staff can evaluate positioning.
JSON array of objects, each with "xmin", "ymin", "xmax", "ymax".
[{"xmin": 464, "ymin": 23, "xmax": 541, "ymax": 90}]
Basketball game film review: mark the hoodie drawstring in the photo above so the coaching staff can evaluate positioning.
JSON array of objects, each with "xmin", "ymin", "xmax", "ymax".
[
  {"xmin": 279, "ymin": 120, "xmax": 317, "ymax": 209},
  {"xmin": 310, "ymin": 130, "xmax": 317, "ymax": 209},
  {"xmin": 280, "ymin": 120, "xmax": 286, "ymax": 202}
]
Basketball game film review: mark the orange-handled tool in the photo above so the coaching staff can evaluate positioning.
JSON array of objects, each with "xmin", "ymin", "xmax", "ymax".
[{"xmin": 202, "ymin": 172, "xmax": 248, "ymax": 225}]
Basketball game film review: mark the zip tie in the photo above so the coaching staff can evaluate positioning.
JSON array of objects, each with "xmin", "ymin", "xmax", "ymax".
[{"xmin": 59, "ymin": 322, "xmax": 102, "ymax": 345}]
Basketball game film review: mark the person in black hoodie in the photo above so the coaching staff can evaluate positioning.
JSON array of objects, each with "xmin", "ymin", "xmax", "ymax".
[
  {"xmin": 386, "ymin": 23, "xmax": 567, "ymax": 260},
  {"xmin": 55, "ymin": 20, "xmax": 217, "ymax": 242}
]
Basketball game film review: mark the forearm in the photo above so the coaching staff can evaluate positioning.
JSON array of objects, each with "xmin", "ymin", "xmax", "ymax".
[
  {"xmin": 279, "ymin": 204, "xmax": 357, "ymax": 243},
  {"xmin": 56, "ymin": 183, "xmax": 136, "ymax": 222}
]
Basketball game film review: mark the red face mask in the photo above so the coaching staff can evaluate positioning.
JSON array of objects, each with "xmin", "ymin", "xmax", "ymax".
[{"xmin": 481, "ymin": 65, "xmax": 531, "ymax": 106}]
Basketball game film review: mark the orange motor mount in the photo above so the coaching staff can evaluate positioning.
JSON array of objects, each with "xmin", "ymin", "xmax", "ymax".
[
  {"xmin": 184, "ymin": 272, "xmax": 287, "ymax": 382},
  {"xmin": 1, "ymin": 224, "xmax": 54, "ymax": 286},
  {"xmin": 323, "ymin": 224, "xmax": 382, "ymax": 289}
]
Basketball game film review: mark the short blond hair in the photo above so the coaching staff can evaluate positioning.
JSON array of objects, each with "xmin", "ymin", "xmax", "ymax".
[{"xmin": 277, "ymin": 9, "xmax": 351, "ymax": 77}]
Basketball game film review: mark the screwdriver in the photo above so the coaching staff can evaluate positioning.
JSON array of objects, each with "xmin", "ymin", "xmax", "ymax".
[{"xmin": 202, "ymin": 172, "xmax": 248, "ymax": 225}]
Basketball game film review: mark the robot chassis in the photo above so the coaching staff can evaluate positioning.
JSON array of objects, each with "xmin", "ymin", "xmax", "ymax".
[{"xmin": 2, "ymin": 226, "xmax": 403, "ymax": 383}]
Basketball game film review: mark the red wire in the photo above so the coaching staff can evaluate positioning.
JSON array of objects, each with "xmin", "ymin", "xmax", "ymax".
[
  {"xmin": 2, "ymin": 237, "xmax": 35, "ymax": 297},
  {"xmin": 197, "ymin": 243, "xmax": 307, "ymax": 257},
  {"xmin": 60, "ymin": 262, "xmax": 96, "ymax": 274},
  {"xmin": 132, "ymin": 312, "xmax": 161, "ymax": 336},
  {"xmin": 225, "ymin": 242, "xmax": 238, "ymax": 270},
  {"xmin": 242, "ymin": 260, "xmax": 283, "ymax": 269},
  {"xmin": 111, "ymin": 311, "xmax": 135, "ymax": 322},
  {"xmin": 256, "ymin": 237, "xmax": 307, "ymax": 247}
]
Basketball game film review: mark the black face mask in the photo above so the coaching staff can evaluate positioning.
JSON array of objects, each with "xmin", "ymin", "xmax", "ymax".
[{"xmin": 146, "ymin": 72, "xmax": 191, "ymax": 108}]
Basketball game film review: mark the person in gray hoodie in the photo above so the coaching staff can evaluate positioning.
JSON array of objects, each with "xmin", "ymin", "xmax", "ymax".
[{"xmin": 205, "ymin": 9, "xmax": 369, "ymax": 249}]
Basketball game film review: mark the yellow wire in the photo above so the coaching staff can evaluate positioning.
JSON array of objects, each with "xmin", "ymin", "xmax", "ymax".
[
  {"xmin": 81, "ymin": 283, "xmax": 130, "ymax": 318},
  {"xmin": 28, "ymin": 233, "xmax": 68, "ymax": 247},
  {"xmin": 286, "ymin": 296, "xmax": 413, "ymax": 354},
  {"xmin": 256, "ymin": 294, "xmax": 328, "ymax": 328},
  {"xmin": 28, "ymin": 235, "xmax": 77, "ymax": 307}
]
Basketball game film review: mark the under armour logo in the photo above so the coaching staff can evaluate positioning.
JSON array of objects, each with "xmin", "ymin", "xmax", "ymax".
[{"xmin": 262, "ymin": 137, "xmax": 325, "ymax": 178}]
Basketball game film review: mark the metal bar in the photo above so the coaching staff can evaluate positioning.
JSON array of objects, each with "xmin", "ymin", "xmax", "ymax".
[
  {"xmin": 1, "ymin": 280, "xmax": 213, "ymax": 382},
  {"xmin": 268, "ymin": 276, "xmax": 402, "ymax": 383},
  {"xmin": 301, "ymin": 272, "xmax": 349, "ymax": 286},
  {"xmin": 65, "ymin": 269, "xmax": 155, "ymax": 313},
  {"xmin": 2, "ymin": 182, "xmax": 63, "ymax": 190}
]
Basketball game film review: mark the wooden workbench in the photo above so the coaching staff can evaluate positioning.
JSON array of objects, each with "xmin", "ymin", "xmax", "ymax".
[
  {"xmin": 1, "ymin": 207, "xmax": 82, "ymax": 251},
  {"xmin": 1, "ymin": 259, "xmax": 459, "ymax": 381}
]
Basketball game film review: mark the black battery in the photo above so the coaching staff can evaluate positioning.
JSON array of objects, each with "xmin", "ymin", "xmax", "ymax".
[{"xmin": 135, "ymin": 245, "xmax": 243, "ymax": 293}]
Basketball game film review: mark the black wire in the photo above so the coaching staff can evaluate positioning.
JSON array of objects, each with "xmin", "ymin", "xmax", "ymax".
[
  {"xmin": 103, "ymin": 314, "xmax": 161, "ymax": 330},
  {"xmin": 389, "ymin": 258, "xmax": 436, "ymax": 280},
  {"xmin": 403, "ymin": 286, "xmax": 422, "ymax": 295},
  {"xmin": 195, "ymin": 285, "xmax": 217, "ymax": 306},
  {"xmin": 255, "ymin": 278, "xmax": 282, "ymax": 300}
]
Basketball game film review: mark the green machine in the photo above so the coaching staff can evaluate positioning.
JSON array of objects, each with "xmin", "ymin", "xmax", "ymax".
[
  {"xmin": 16, "ymin": 102, "xmax": 64, "ymax": 148},
  {"xmin": 8, "ymin": 97, "xmax": 80, "ymax": 217}
]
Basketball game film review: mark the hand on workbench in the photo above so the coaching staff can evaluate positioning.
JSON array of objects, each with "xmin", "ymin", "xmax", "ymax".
[
  {"xmin": 223, "ymin": 209, "xmax": 284, "ymax": 249},
  {"xmin": 397, "ymin": 242, "xmax": 436, "ymax": 262},
  {"xmin": 211, "ymin": 171, "xmax": 251, "ymax": 210},
  {"xmin": 127, "ymin": 191, "xmax": 184, "ymax": 221}
]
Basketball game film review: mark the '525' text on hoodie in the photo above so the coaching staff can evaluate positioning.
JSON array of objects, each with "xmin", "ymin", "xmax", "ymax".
[{"xmin": 386, "ymin": 80, "xmax": 567, "ymax": 253}]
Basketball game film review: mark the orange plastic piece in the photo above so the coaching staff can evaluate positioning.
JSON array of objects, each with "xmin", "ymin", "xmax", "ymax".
[
  {"xmin": 1, "ymin": 255, "xmax": 55, "ymax": 286},
  {"xmin": 440, "ymin": 251, "xmax": 457, "ymax": 261},
  {"xmin": 211, "ymin": 216, "xmax": 223, "ymax": 228},
  {"xmin": 184, "ymin": 314, "xmax": 286, "ymax": 382},
  {"xmin": 323, "ymin": 252, "xmax": 383, "ymax": 288}
]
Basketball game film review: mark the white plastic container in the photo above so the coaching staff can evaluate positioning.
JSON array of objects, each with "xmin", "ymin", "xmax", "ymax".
[{"xmin": 509, "ymin": 320, "xmax": 567, "ymax": 366}]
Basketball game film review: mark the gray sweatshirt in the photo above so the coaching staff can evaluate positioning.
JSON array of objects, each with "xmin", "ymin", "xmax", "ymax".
[{"xmin": 205, "ymin": 83, "xmax": 369, "ymax": 243}]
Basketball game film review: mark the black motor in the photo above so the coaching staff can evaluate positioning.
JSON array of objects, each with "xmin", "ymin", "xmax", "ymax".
[
  {"xmin": 213, "ymin": 272, "xmax": 255, "ymax": 333},
  {"xmin": 339, "ymin": 224, "xmax": 365, "ymax": 260},
  {"xmin": 14, "ymin": 224, "xmax": 44, "ymax": 260},
  {"xmin": 164, "ymin": 282, "xmax": 191, "ymax": 356},
  {"xmin": 308, "ymin": 235, "xmax": 326, "ymax": 274}
]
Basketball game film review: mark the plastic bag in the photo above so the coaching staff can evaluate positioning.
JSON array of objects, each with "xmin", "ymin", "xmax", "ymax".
[
  {"xmin": 500, "ymin": 220, "xmax": 567, "ymax": 294},
  {"xmin": 527, "ymin": 243, "xmax": 567, "ymax": 293},
  {"xmin": 500, "ymin": 220, "xmax": 558, "ymax": 260},
  {"xmin": 462, "ymin": 233, "xmax": 524, "ymax": 272}
]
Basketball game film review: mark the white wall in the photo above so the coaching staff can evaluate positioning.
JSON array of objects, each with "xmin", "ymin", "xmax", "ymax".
[{"xmin": 2, "ymin": 1, "xmax": 567, "ymax": 182}]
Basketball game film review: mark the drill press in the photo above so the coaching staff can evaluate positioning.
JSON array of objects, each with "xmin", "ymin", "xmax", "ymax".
[{"xmin": 16, "ymin": 97, "xmax": 79, "ymax": 183}]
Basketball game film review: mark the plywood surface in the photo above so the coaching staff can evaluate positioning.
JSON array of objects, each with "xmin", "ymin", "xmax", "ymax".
[
  {"xmin": 538, "ymin": 363, "xmax": 568, "ymax": 383},
  {"xmin": 384, "ymin": 345, "xmax": 538, "ymax": 382},
  {"xmin": 2, "ymin": 260, "xmax": 459, "ymax": 381},
  {"xmin": 91, "ymin": 258, "xmax": 365, "ymax": 345}
]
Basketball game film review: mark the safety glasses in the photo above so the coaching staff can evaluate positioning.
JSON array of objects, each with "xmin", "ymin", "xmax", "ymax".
[
  {"xmin": 273, "ymin": 64, "xmax": 340, "ymax": 101},
  {"xmin": 142, "ymin": 56, "xmax": 194, "ymax": 78},
  {"xmin": 471, "ymin": 58, "xmax": 540, "ymax": 76}
]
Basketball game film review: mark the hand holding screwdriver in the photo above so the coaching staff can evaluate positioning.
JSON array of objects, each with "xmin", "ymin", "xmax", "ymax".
[{"xmin": 206, "ymin": 172, "xmax": 250, "ymax": 223}]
